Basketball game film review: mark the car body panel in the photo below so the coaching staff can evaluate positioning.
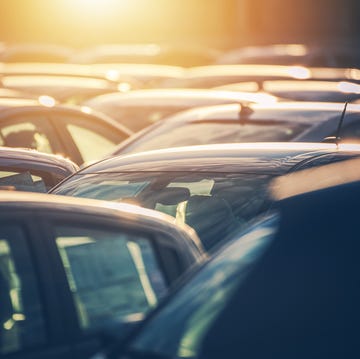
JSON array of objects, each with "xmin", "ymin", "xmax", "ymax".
[{"xmin": 0, "ymin": 191, "xmax": 203, "ymax": 359}]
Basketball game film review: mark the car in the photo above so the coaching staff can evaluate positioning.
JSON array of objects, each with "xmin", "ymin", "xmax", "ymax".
[
  {"xmin": 109, "ymin": 102, "xmax": 360, "ymax": 156},
  {"xmin": 50, "ymin": 142, "xmax": 360, "ymax": 252},
  {"xmin": 102, "ymin": 156, "xmax": 360, "ymax": 359},
  {"xmin": 0, "ymin": 62, "xmax": 141, "ymax": 94},
  {"xmin": 0, "ymin": 74, "xmax": 129, "ymax": 104},
  {"xmin": 0, "ymin": 62, "xmax": 177, "ymax": 89},
  {"xmin": 69, "ymin": 43, "xmax": 220, "ymax": 67},
  {"xmin": 216, "ymin": 43, "xmax": 360, "ymax": 68},
  {"xmin": 82, "ymin": 88, "xmax": 278, "ymax": 132},
  {"xmin": 87, "ymin": 63, "xmax": 186, "ymax": 88},
  {"xmin": 215, "ymin": 80, "xmax": 360, "ymax": 103},
  {"xmin": 0, "ymin": 88, "xmax": 38, "ymax": 99},
  {"xmin": 0, "ymin": 98, "xmax": 132, "ymax": 165},
  {"xmin": 0, "ymin": 190, "xmax": 203, "ymax": 359},
  {"xmin": 161, "ymin": 64, "xmax": 360, "ymax": 89},
  {"xmin": 0, "ymin": 146, "xmax": 78, "ymax": 192},
  {"xmin": 0, "ymin": 42, "xmax": 73, "ymax": 63}
]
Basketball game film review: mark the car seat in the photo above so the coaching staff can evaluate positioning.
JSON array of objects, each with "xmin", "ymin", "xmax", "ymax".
[{"xmin": 184, "ymin": 194, "xmax": 239, "ymax": 251}]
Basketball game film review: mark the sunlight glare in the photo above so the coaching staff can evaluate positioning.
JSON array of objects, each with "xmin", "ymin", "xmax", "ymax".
[
  {"xmin": 81, "ymin": 106, "xmax": 92, "ymax": 114},
  {"xmin": 337, "ymin": 81, "xmax": 360, "ymax": 94},
  {"xmin": 118, "ymin": 82, "xmax": 132, "ymax": 92},
  {"xmin": 38, "ymin": 95, "xmax": 56, "ymax": 107},
  {"xmin": 287, "ymin": 66, "xmax": 311, "ymax": 80}
]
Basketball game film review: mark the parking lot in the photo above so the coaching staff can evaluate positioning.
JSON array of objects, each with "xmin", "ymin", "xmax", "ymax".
[{"xmin": 0, "ymin": 1, "xmax": 359, "ymax": 358}]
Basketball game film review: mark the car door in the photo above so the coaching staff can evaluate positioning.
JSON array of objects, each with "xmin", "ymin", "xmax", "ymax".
[
  {"xmin": 49, "ymin": 111, "xmax": 129, "ymax": 165},
  {"xmin": 40, "ymin": 212, "xmax": 176, "ymax": 358},
  {"xmin": 0, "ymin": 212, "xmax": 72, "ymax": 359}
]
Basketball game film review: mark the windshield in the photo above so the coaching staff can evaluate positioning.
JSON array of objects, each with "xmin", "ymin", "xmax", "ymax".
[
  {"xmin": 85, "ymin": 105, "xmax": 184, "ymax": 132},
  {"xmin": 53, "ymin": 171, "xmax": 274, "ymax": 252},
  {"xmin": 119, "ymin": 121, "xmax": 309, "ymax": 154},
  {"xmin": 127, "ymin": 215, "xmax": 279, "ymax": 359}
]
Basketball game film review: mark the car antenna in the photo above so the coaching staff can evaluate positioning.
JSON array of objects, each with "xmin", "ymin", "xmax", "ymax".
[
  {"xmin": 322, "ymin": 101, "xmax": 348, "ymax": 146},
  {"xmin": 256, "ymin": 80, "xmax": 264, "ymax": 91},
  {"xmin": 238, "ymin": 103, "xmax": 254, "ymax": 124}
]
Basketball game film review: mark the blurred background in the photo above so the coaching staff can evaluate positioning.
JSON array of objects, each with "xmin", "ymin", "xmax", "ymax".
[{"xmin": 0, "ymin": 0, "xmax": 358, "ymax": 49}]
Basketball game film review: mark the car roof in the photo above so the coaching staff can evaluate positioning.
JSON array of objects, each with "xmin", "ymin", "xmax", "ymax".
[
  {"xmin": 0, "ymin": 190, "xmax": 194, "ymax": 233},
  {"xmin": 80, "ymin": 142, "xmax": 360, "ymax": 175},
  {"xmin": 216, "ymin": 80, "xmax": 360, "ymax": 93},
  {"xmin": 83, "ymin": 88, "xmax": 278, "ymax": 107},
  {"xmin": 0, "ymin": 43, "xmax": 73, "ymax": 62},
  {"xmin": 0, "ymin": 146, "xmax": 79, "ymax": 173},
  {"xmin": 0, "ymin": 74, "xmax": 121, "ymax": 102},
  {"xmin": 0, "ymin": 87, "xmax": 38, "ymax": 99},
  {"xmin": 0, "ymin": 62, "xmax": 99, "ymax": 77},
  {"xmin": 0, "ymin": 101, "xmax": 133, "ymax": 135},
  {"xmin": 0, "ymin": 97, "xmax": 40, "ymax": 110},
  {"xmin": 1, "ymin": 74, "xmax": 119, "ymax": 89},
  {"xmin": 88, "ymin": 63, "xmax": 186, "ymax": 81},
  {"xmin": 185, "ymin": 65, "xmax": 359, "ymax": 81}
]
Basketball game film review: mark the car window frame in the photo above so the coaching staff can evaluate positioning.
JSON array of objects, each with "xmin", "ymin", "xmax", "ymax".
[
  {"xmin": 0, "ymin": 211, "xmax": 72, "ymax": 358},
  {"xmin": 48, "ymin": 111, "xmax": 129, "ymax": 165},
  {"xmin": 0, "ymin": 111, "xmax": 65, "ymax": 154},
  {"xmin": 38, "ymin": 211, "xmax": 180, "ymax": 342}
]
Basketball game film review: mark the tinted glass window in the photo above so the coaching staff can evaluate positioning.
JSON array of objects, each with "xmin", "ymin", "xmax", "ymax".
[
  {"xmin": 87, "ymin": 105, "xmax": 183, "ymax": 132},
  {"xmin": 292, "ymin": 153, "xmax": 360, "ymax": 171},
  {"xmin": 66, "ymin": 123, "xmax": 117, "ymax": 164},
  {"xmin": 53, "ymin": 172, "xmax": 273, "ymax": 251},
  {"xmin": 0, "ymin": 225, "xmax": 46, "ymax": 354},
  {"xmin": 122, "ymin": 122, "xmax": 309, "ymax": 154},
  {"xmin": 54, "ymin": 226, "xmax": 167, "ymax": 331},
  {"xmin": 1, "ymin": 121, "xmax": 53, "ymax": 153},
  {"xmin": 0, "ymin": 170, "xmax": 47, "ymax": 192},
  {"xmin": 54, "ymin": 114, "xmax": 127, "ymax": 164},
  {"xmin": 340, "ymin": 120, "xmax": 360, "ymax": 143}
]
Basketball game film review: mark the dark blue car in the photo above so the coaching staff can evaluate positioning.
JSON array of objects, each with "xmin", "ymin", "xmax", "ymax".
[{"xmin": 98, "ymin": 156, "xmax": 360, "ymax": 359}]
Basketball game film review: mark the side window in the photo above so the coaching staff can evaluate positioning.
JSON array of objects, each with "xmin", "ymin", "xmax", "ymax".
[
  {"xmin": 340, "ymin": 120, "xmax": 360, "ymax": 143},
  {"xmin": 0, "ymin": 170, "xmax": 47, "ymax": 192},
  {"xmin": 55, "ymin": 115, "xmax": 127, "ymax": 164},
  {"xmin": 114, "ymin": 107, "xmax": 185, "ymax": 132},
  {"xmin": 293, "ymin": 153, "xmax": 360, "ymax": 172},
  {"xmin": 54, "ymin": 226, "xmax": 167, "ymax": 331},
  {"xmin": 0, "ymin": 118, "xmax": 53, "ymax": 154},
  {"xmin": 66, "ymin": 124, "xmax": 117, "ymax": 164},
  {"xmin": 0, "ymin": 225, "xmax": 46, "ymax": 354}
]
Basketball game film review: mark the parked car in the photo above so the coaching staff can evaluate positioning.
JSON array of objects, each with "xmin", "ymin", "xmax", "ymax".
[
  {"xmin": 0, "ymin": 88, "xmax": 38, "ymax": 99},
  {"xmin": 216, "ymin": 43, "xmax": 360, "ymax": 68},
  {"xmin": 0, "ymin": 146, "xmax": 78, "ymax": 192},
  {"xmin": 215, "ymin": 80, "xmax": 360, "ymax": 103},
  {"xmin": 102, "ymin": 156, "xmax": 360, "ymax": 359},
  {"xmin": 69, "ymin": 43, "xmax": 220, "ymax": 67},
  {"xmin": 0, "ymin": 190, "xmax": 203, "ymax": 359},
  {"xmin": 50, "ymin": 142, "xmax": 360, "ymax": 252},
  {"xmin": 0, "ymin": 74, "xmax": 127, "ymax": 104},
  {"xmin": 82, "ymin": 88, "xmax": 278, "ymax": 132},
  {"xmin": 0, "ymin": 62, "xmax": 141, "ymax": 94},
  {"xmin": 0, "ymin": 98, "xmax": 132, "ymax": 165},
  {"xmin": 0, "ymin": 43, "xmax": 73, "ymax": 63},
  {"xmin": 161, "ymin": 64, "xmax": 360, "ymax": 89},
  {"xmin": 109, "ymin": 102, "xmax": 360, "ymax": 156},
  {"xmin": 88, "ymin": 63, "xmax": 186, "ymax": 88}
]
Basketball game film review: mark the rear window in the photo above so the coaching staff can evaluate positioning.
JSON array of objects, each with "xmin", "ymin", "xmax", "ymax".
[{"xmin": 121, "ymin": 121, "xmax": 309, "ymax": 154}]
